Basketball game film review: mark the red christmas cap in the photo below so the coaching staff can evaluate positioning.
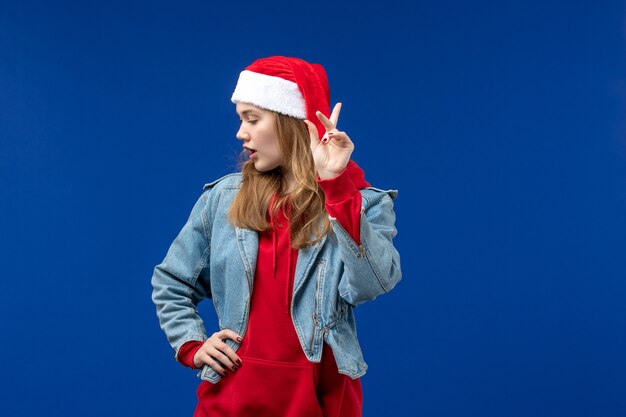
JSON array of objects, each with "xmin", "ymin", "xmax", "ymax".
[{"xmin": 231, "ymin": 56, "xmax": 331, "ymax": 140}]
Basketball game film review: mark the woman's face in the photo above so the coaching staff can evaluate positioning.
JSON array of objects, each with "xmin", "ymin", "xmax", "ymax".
[{"xmin": 235, "ymin": 102, "xmax": 285, "ymax": 172}]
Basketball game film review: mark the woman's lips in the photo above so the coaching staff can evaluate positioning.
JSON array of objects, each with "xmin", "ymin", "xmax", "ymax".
[{"xmin": 244, "ymin": 148, "xmax": 257, "ymax": 159}]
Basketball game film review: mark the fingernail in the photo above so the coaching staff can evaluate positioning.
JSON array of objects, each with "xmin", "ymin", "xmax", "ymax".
[
  {"xmin": 236, "ymin": 337, "xmax": 242, "ymax": 342},
  {"xmin": 236, "ymin": 359, "xmax": 242, "ymax": 365}
]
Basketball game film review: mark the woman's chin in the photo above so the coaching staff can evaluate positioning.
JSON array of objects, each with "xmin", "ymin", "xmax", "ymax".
[{"xmin": 253, "ymin": 160, "xmax": 280, "ymax": 173}]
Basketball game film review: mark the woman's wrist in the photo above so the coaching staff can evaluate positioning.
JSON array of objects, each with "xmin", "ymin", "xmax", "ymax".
[
  {"xmin": 317, "ymin": 164, "xmax": 348, "ymax": 180},
  {"xmin": 318, "ymin": 170, "xmax": 341, "ymax": 180}
]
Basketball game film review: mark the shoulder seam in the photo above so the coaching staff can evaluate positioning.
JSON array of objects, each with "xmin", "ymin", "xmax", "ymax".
[{"xmin": 202, "ymin": 172, "xmax": 242, "ymax": 190}]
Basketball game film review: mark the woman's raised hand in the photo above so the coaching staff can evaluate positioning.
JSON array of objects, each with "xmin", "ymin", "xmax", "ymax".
[
  {"xmin": 193, "ymin": 329, "xmax": 243, "ymax": 376},
  {"xmin": 304, "ymin": 102, "xmax": 355, "ymax": 180}
]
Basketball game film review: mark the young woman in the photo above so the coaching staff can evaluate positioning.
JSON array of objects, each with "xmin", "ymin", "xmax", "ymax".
[{"xmin": 151, "ymin": 56, "xmax": 402, "ymax": 417}]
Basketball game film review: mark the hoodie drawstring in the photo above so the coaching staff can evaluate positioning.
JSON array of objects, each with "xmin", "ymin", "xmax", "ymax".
[{"xmin": 268, "ymin": 194, "xmax": 294, "ymax": 314}]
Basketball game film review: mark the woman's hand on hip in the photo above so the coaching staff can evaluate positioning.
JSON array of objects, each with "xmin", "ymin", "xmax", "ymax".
[
  {"xmin": 193, "ymin": 329, "xmax": 243, "ymax": 375},
  {"xmin": 304, "ymin": 102, "xmax": 355, "ymax": 180}
]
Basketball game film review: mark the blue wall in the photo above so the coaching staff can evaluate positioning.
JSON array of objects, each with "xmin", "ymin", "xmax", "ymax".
[{"xmin": 1, "ymin": 1, "xmax": 625, "ymax": 416}]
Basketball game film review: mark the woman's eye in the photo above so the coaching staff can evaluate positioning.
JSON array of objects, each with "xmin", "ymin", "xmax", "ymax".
[{"xmin": 248, "ymin": 120, "xmax": 258, "ymax": 125}]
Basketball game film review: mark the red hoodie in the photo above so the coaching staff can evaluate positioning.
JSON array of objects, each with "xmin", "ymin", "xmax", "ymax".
[{"xmin": 180, "ymin": 161, "xmax": 369, "ymax": 417}]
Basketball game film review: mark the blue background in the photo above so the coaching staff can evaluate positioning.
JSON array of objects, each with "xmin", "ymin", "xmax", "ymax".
[{"xmin": 1, "ymin": 1, "xmax": 625, "ymax": 416}]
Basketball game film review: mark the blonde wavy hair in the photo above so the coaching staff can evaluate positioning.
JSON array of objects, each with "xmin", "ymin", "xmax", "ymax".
[{"xmin": 228, "ymin": 111, "xmax": 330, "ymax": 249}]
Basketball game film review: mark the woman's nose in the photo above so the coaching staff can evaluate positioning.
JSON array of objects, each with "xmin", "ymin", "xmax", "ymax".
[{"xmin": 236, "ymin": 126, "xmax": 248, "ymax": 141}]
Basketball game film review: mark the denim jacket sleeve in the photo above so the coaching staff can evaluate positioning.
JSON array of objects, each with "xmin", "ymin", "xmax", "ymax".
[
  {"xmin": 151, "ymin": 190, "xmax": 212, "ymax": 362},
  {"xmin": 332, "ymin": 187, "xmax": 402, "ymax": 306}
]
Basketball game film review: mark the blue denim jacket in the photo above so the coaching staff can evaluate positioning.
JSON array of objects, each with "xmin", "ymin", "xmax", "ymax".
[{"xmin": 151, "ymin": 173, "xmax": 402, "ymax": 383}]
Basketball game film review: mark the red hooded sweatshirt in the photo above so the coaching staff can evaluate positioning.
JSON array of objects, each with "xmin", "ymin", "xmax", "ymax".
[{"xmin": 180, "ymin": 161, "xmax": 369, "ymax": 417}]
